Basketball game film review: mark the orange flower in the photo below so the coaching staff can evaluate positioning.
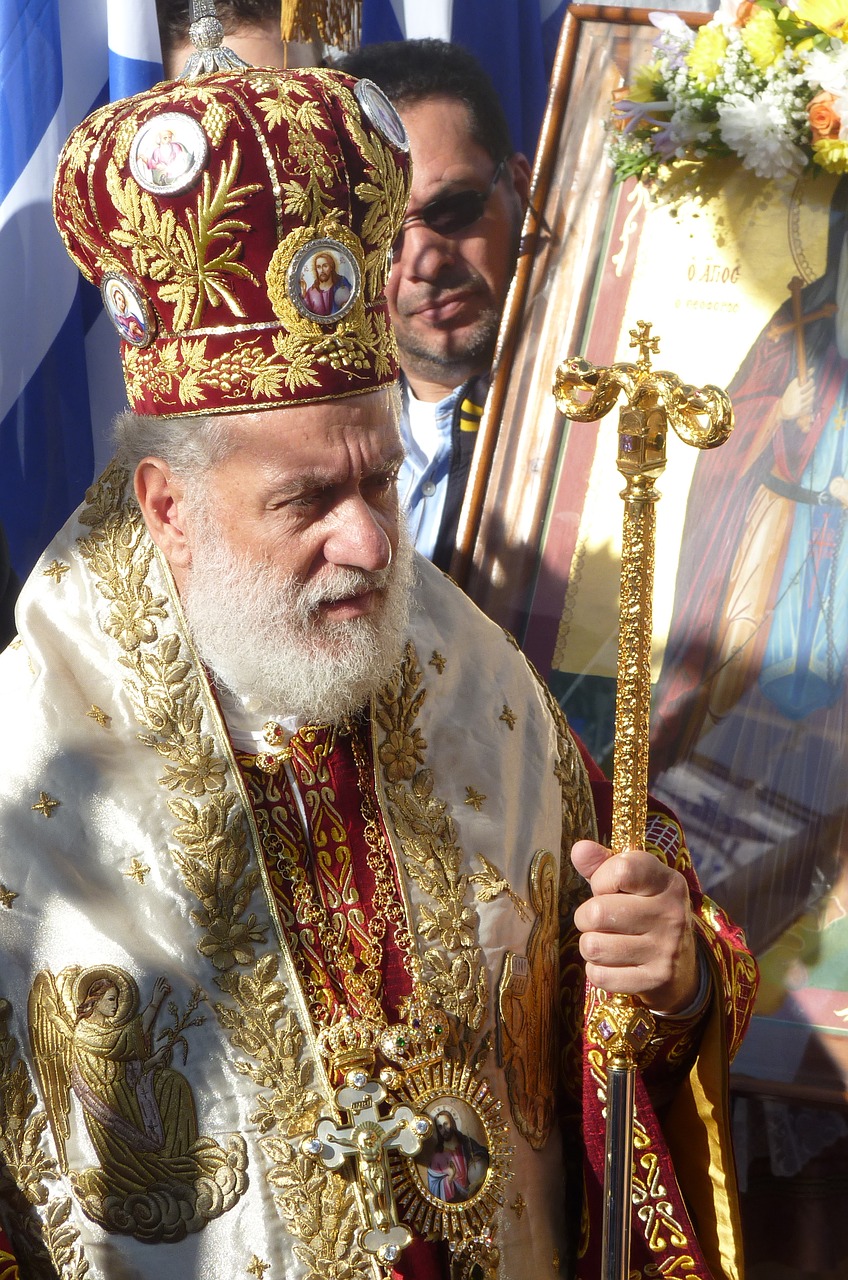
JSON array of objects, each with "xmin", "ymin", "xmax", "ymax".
[
  {"xmin": 735, "ymin": 1, "xmax": 759, "ymax": 25},
  {"xmin": 809, "ymin": 90, "xmax": 842, "ymax": 141}
]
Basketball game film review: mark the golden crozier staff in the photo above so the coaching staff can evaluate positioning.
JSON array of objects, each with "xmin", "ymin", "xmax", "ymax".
[{"xmin": 553, "ymin": 321, "xmax": 734, "ymax": 1280}]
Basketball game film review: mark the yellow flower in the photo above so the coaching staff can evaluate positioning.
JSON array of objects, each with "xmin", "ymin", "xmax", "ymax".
[
  {"xmin": 686, "ymin": 25, "xmax": 729, "ymax": 82},
  {"xmin": 629, "ymin": 63, "xmax": 665, "ymax": 103},
  {"xmin": 740, "ymin": 8, "xmax": 786, "ymax": 67},
  {"xmin": 813, "ymin": 137, "xmax": 848, "ymax": 170},
  {"xmin": 794, "ymin": 0, "xmax": 848, "ymax": 37}
]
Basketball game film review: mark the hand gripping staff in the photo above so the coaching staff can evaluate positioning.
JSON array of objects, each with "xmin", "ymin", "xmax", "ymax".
[{"xmin": 552, "ymin": 321, "xmax": 734, "ymax": 1280}]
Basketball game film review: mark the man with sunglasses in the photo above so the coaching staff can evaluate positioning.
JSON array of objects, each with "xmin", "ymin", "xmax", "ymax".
[{"xmin": 338, "ymin": 40, "xmax": 532, "ymax": 570}]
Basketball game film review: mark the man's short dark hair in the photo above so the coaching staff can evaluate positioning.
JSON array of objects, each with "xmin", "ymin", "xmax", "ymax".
[
  {"xmin": 336, "ymin": 39, "xmax": 513, "ymax": 163},
  {"xmin": 156, "ymin": 0, "xmax": 281, "ymax": 56}
]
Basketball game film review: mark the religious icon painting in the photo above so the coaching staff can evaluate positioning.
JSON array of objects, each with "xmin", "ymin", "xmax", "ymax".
[
  {"xmin": 288, "ymin": 238, "xmax": 361, "ymax": 324},
  {"xmin": 354, "ymin": 79, "xmax": 409, "ymax": 153},
  {"xmin": 129, "ymin": 111, "xmax": 207, "ymax": 195},
  {"xmin": 415, "ymin": 1100, "xmax": 490, "ymax": 1204},
  {"xmin": 389, "ymin": 1062, "xmax": 510, "ymax": 1255},
  {"xmin": 462, "ymin": 5, "xmax": 848, "ymax": 1105},
  {"xmin": 101, "ymin": 273, "xmax": 153, "ymax": 347}
]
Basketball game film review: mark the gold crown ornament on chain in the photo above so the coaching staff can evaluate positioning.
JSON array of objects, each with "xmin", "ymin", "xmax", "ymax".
[{"xmin": 553, "ymin": 321, "xmax": 733, "ymax": 1280}]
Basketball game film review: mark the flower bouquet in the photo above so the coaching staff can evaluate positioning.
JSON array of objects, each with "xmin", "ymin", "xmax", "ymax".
[{"xmin": 609, "ymin": 0, "xmax": 848, "ymax": 197}]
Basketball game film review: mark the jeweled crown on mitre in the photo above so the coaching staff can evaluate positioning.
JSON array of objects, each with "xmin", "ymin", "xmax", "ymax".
[{"xmin": 52, "ymin": 67, "xmax": 411, "ymax": 417}]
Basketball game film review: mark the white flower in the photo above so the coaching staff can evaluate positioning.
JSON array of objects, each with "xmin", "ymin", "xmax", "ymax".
[
  {"xmin": 649, "ymin": 11, "xmax": 695, "ymax": 42},
  {"xmin": 649, "ymin": 11, "xmax": 695, "ymax": 66},
  {"xmin": 616, "ymin": 99, "xmax": 674, "ymax": 134},
  {"xmin": 717, "ymin": 90, "xmax": 808, "ymax": 180},
  {"xmin": 804, "ymin": 40, "xmax": 848, "ymax": 95},
  {"xmin": 654, "ymin": 114, "xmax": 718, "ymax": 158},
  {"xmin": 714, "ymin": 0, "xmax": 746, "ymax": 33}
]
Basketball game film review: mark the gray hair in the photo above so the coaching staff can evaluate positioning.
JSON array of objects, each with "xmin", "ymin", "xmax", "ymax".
[
  {"xmin": 113, "ymin": 382, "xmax": 403, "ymax": 479},
  {"xmin": 112, "ymin": 409, "xmax": 237, "ymax": 480}
]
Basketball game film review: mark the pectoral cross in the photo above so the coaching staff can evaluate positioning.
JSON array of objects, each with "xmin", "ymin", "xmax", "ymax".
[{"xmin": 302, "ymin": 1075, "xmax": 432, "ymax": 1269}]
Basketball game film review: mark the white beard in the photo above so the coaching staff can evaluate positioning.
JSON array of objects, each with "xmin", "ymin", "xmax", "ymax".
[{"xmin": 179, "ymin": 512, "xmax": 415, "ymax": 726}]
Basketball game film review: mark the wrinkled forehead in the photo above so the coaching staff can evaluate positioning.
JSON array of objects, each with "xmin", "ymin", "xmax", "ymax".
[{"xmin": 200, "ymin": 386, "xmax": 403, "ymax": 477}]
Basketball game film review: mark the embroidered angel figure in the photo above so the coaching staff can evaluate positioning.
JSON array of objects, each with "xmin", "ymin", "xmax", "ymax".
[
  {"xmin": 26, "ymin": 964, "xmax": 248, "ymax": 1241},
  {"xmin": 28, "ymin": 966, "xmax": 198, "ymax": 1183}
]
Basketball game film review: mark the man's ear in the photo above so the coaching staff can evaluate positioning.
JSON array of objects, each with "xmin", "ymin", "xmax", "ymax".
[
  {"xmin": 134, "ymin": 458, "xmax": 193, "ymax": 576},
  {"xmin": 508, "ymin": 152, "xmax": 533, "ymax": 213}
]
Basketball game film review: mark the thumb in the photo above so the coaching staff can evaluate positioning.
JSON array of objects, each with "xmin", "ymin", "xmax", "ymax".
[{"xmin": 571, "ymin": 839, "xmax": 612, "ymax": 886}]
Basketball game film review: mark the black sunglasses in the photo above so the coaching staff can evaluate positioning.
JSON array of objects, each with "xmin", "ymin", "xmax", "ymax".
[{"xmin": 393, "ymin": 158, "xmax": 508, "ymax": 255}]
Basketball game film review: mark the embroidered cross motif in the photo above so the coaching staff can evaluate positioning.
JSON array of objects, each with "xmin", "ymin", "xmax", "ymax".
[
  {"xmin": 499, "ymin": 704, "xmax": 516, "ymax": 730},
  {"xmin": 464, "ymin": 786, "xmax": 486, "ymax": 811},
  {"xmin": 124, "ymin": 858, "xmax": 150, "ymax": 885},
  {"xmin": 0, "ymin": 886, "xmax": 18, "ymax": 909},
  {"xmin": 87, "ymin": 705, "xmax": 111, "ymax": 728},
  {"xmin": 428, "ymin": 651, "xmax": 446, "ymax": 674},
  {"xmin": 302, "ymin": 1074, "xmax": 432, "ymax": 1268},
  {"xmin": 511, "ymin": 1193, "xmax": 526, "ymax": 1219},
  {"xmin": 31, "ymin": 792, "xmax": 60, "ymax": 818},
  {"xmin": 42, "ymin": 560, "xmax": 70, "ymax": 583},
  {"xmin": 247, "ymin": 1258, "xmax": 270, "ymax": 1279}
]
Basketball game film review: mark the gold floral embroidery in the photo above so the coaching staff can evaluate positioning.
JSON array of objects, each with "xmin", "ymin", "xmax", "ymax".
[
  {"xmin": 106, "ymin": 143, "xmax": 261, "ymax": 330},
  {"xmin": 122, "ymin": 310, "xmax": 396, "ymax": 410},
  {"xmin": 259, "ymin": 1134, "xmax": 373, "ymax": 1279},
  {"xmin": 428, "ymin": 651, "xmax": 446, "ymax": 674},
  {"xmin": 251, "ymin": 72, "xmax": 408, "ymax": 298},
  {"xmin": 77, "ymin": 474, "xmax": 367, "ymax": 1272},
  {"xmin": 375, "ymin": 645, "xmax": 488, "ymax": 1032},
  {"xmin": 86, "ymin": 705, "xmax": 111, "ymax": 728},
  {"xmin": 124, "ymin": 858, "xmax": 149, "ymax": 885},
  {"xmin": 124, "ymin": 333, "xmax": 291, "ymax": 407},
  {"xmin": 42, "ymin": 1199, "xmax": 90, "ymax": 1280},
  {"xmin": 0, "ymin": 887, "xmax": 17, "ymax": 910},
  {"xmin": 247, "ymin": 1257, "xmax": 270, "ymax": 1279},
  {"xmin": 200, "ymin": 99, "xmax": 235, "ymax": 147},
  {"xmin": 214, "ymin": 954, "xmax": 322, "ymax": 1135},
  {"xmin": 0, "ymin": 999, "xmax": 87, "ymax": 1279}
]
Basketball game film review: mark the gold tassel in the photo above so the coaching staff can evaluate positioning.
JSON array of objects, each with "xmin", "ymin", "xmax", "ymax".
[{"xmin": 280, "ymin": 0, "xmax": 362, "ymax": 50}]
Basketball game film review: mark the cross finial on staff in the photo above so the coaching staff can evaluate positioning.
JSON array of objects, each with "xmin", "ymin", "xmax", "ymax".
[{"xmin": 629, "ymin": 320, "xmax": 660, "ymax": 373}]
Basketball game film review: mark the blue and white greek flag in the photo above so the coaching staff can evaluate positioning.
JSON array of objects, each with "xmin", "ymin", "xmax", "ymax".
[
  {"xmin": 360, "ymin": 0, "xmax": 568, "ymax": 160},
  {"xmin": 1, "ymin": 0, "xmax": 163, "ymax": 580}
]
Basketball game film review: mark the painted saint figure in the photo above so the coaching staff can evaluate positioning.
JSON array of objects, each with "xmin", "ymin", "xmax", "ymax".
[
  {"xmin": 140, "ymin": 127, "xmax": 192, "ymax": 186},
  {"xmin": 425, "ymin": 1109, "xmax": 489, "ymax": 1202},
  {"xmin": 301, "ymin": 250, "xmax": 352, "ymax": 316},
  {"xmin": 650, "ymin": 176, "xmax": 848, "ymax": 948},
  {"xmin": 108, "ymin": 286, "xmax": 146, "ymax": 344}
]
